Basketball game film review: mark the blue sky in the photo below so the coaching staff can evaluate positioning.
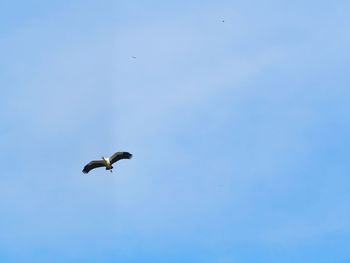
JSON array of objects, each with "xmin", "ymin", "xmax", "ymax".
[{"xmin": 1, "ymin": 1, "xmax": 350, "ymax": 262}]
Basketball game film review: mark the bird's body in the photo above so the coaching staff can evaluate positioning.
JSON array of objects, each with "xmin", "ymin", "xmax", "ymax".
[
  {"xmin": 102, "ymin": 157, "xmax": 112, "ymax": 170},
  {"xmin": 82, "ymin": 152, "xmax": 132, "ymax": 174}
]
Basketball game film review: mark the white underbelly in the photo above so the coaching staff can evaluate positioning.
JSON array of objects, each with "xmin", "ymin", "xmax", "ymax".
[{"xmin": 103, "ymin": 157, "xmax": 112, "ymax": 168}]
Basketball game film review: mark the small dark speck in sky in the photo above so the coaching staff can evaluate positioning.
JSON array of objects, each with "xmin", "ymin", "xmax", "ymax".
[{"xmin": 132, "ymin": 56, "xmax": 137, "ymax": 59}]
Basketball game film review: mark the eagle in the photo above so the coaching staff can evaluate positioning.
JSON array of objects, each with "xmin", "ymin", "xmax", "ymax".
[{"xmin": 82, "ymin": 151, "xmax": 132, "ymax": 174}]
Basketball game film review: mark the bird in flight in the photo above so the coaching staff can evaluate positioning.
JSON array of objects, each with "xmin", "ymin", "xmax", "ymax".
[{"xmin": 82, "ymin": 151, "xmax": 132, "ymax": 174}]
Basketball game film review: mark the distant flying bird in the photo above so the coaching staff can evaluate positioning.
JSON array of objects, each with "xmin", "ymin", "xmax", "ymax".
[
  {"xmin": 82, "ymin": 152, "xmax": 132, "ymax": 174},
  {"xmin": 132, "ymin": 56, "xmax": 137, "ymax": 59}
]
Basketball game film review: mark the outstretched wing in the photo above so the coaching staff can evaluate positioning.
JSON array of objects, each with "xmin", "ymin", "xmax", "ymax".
[
  {"xmin": 82, "ymin": 160, "xmax": 105, "ymax": 174},
  {"xmin": 109, "ymin": 152, "xmax": 132, "ymax": 165}
]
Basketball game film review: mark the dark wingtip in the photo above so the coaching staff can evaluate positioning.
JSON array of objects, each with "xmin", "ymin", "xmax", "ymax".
[{"xmin": 128, "ymin": 152, "xmax": 133, "ymax": 159}]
